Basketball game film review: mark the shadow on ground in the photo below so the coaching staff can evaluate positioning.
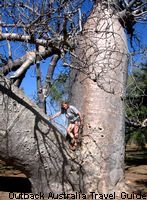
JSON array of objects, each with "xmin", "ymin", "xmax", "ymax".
[
  {"xmin": 136, "ymin": 179, "xmax": 147, "ymax": 189},
  {"xmin": 125, "ymin": 149, "xmax": 147, "ymax": 194},
  {"xmin": 0, "ymin": 176, "xmax": 31, "ymax": 193},
  {"xmin": 125, "ymin": 150, "xmax": 147, "ymax": 166},
  {"xmin": 0, "ymin": 150, "xmax": 147, "ymax": 195}
]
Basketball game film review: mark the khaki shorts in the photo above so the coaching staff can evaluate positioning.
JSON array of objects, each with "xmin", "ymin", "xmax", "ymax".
[{"xmin": 69, "ymin": 118, "xmax": 80, "ymax": 125}]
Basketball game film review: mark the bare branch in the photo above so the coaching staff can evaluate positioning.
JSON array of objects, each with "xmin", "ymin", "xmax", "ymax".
[
  {"xmin": 9, "ymin": 46, "xmax": 56, "ymax": 79},
  {"xmin": 10, "ymin": 53, "xmax": 36, "ymax": 79},
  {"xmin": 133, "ymin": 2, "xmax": 147, "ymax": 12},
  {"xmin": 118, "ymin": 0, "xmax": 146, "ymax": 21},
  {"xmin": 0, "ymin": 23, "xmax": 28, "ymax": 28},
  {"xmin": 127, "ymin": 0, "xmax": 136, "ymax": 9},
  {"xmin": 123, "ymin": 0, "xmax": 129, "ymax": 7},
  {"xmin": 126, "ymin": 117, "xmax": 147, "ymax": 128},
  {"xmin": 142, "ymin": 118, "xmax": 147, "ymax": 127},
  {"xmin": 133, "ymin": 10, "xmax": 147, "ymax": 18},
  {"xmin": 1, "ymin": 55, "xmax": 30, "ymax": 75},
  {"xmin": 5, "ymin": 28, "xmax": 13, "ymax": 64},
  {"xmin": 125, "ymin": 116, "xmax": 146, "ymax": 128},
  {"xmin": 1, "ymin": 46, "xmax": 57, "ymax": 77},
  {"xmin": 13, "ymin": 69, "xmax": 29, "ymax": 87},
  {"xmin": 43, "ymin": 54, "xmax": 60, "ymax": 98},
  {"xmin": 78, "ymin": 8, "xmax": 82, "ymax": 33},
  {"xmin": 35, "ymin": 45, "xmax": 45, "ymax": 112},
  {"xmin": 0, "ymin": 2, "xmax": 39, "ymax": 16},
  {"xmin": 0, "ymin": 33, "xmax": 48, "ymax": 46}
]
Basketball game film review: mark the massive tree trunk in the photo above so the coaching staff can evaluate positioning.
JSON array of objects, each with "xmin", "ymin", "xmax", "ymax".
[
  {"xmin": 70, "ymin": 3, "xmax": 128, "ymax": 193},
  {"xmin": 0, "ymin": 78, "xmax": 83, "ymax": 195}
]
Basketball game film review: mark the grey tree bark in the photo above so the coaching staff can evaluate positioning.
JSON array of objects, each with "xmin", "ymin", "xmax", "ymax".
[
  {"xmin": 0, "ymin": 78, "xmax": 83, "ymax": 195},
  {"xmin": 70, "ymin": 4, "xmax": 128, "ymax": 193}
]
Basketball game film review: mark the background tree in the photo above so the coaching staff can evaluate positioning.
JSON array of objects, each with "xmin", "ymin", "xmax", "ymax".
[
  {"xmin": 126, "ymin": 61, "xmax": 147, "ymax": 149},
  {"xmin": 0, "ymin": 0, "xmax": 147, "ymax": 195}
]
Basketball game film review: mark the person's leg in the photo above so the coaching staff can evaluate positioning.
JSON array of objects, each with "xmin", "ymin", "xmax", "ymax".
[
  {"xmin": 74, "ymin": 121, "xmax": 79, "ymax": 139},
  {"xmin": 72, "ymin": 121, "xmax": 79, "ymax": 148},
  {"xmin": 67, "ymin": 123, "xmax": 74, "ymax": 139}
]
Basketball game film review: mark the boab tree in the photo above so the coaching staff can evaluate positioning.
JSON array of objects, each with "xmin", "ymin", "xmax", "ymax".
[
  {"xmin": 69, "ymin": 0, "xmax": 146, "ymax": 193},
  {"xmin": 0, "ymin": 0, "xmax": 146, "ymax": 195}
]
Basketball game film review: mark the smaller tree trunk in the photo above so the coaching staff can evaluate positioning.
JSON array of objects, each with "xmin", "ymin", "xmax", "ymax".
[{"xmin": 35, "ymin": 46, "xmax": 45, "ymax": 112}]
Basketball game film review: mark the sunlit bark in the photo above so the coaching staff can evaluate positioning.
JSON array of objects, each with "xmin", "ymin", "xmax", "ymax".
[{"xmin": 71, "ymin": 3, "xmax": 128, "ymax": 193}]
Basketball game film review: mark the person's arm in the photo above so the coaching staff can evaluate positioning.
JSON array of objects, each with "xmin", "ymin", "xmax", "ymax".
[
  {"xmin": 78, "ymin": 111, "xmax": 83, "ymax": 124},
  {"xmin": 49, "ymin": 111, "xmax": 61, "ymax": 120}
]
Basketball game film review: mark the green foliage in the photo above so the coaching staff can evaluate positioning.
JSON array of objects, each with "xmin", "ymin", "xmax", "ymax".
[
  {"xmin": 49, "ymin": 72, "xmax": 70, "ymax": 102},
  {"xmin": 126, "ymin": 65, "xmax": 147, "ymax": 149},
  {"xmin": 126, "ymin": 129, "xmax": 146, "ymax": 150}
]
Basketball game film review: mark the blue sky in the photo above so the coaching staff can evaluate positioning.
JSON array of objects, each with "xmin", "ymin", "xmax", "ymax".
[
  {"xmin": 1, "ymin": 1, "xmax": 146, "ymax": 107},
  {"xmin": 0, "ymin": 1, "xmax": 146, "ymax": 135},
  {"xmin": 127, "ymin": 23, "xmax": 147, "ymax": 73}
]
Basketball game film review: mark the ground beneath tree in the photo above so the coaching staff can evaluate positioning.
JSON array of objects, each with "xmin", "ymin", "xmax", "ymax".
[
  {"xmin": 125, "ymin": 150, "xmax": 147, "ymax": 194},
  {"xmin": 0, "ymin": 150, "xmax": 147, "ymax": 200}
]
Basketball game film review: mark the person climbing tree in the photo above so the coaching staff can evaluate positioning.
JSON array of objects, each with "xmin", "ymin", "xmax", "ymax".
[{"xmin": 50, "ymin": 101, "xmax": 83, "ymax": 149}]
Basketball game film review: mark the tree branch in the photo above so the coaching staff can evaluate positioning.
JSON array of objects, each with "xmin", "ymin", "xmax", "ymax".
[
  {"xmin": 0, "ymin": 23, "xmax": 28, "ymax": 28},
  {"xmin": 133, "ymin": 10, "xmax": 147, "ymax": 18},
  {"xmin": 35, "ymin": 45, "xmax": 45, "ymax": 112},
  {"xmin": 5, "ymin": 28, "xmax": 13, "ymax": 64},
  {"xmin": 0, "ymin": 33, "xmax": 48, "ymax": 45},
  {"xmin": 13, "ymin": 68, "xmax": 29, "ymax": 87},
  {"xmin": 142, "ymin": 118, "xmax": 147, "ymax": 127},
  {"xmin": 1, "ymin": 46, "xmax": 56, "ymax": 76},
  {"xmin": 5, "ymin": 47, "xmax": 56, "ymax": 79},
  {"xmin": 0, "ymin": 2, "xmax": 39, "ymax": 16},
  {"xmin": 10, "ymin": 54, "xmax": 35, "ymax": 79},
  {"xmin": 133, "ymin": 2, "xmax": 147, "ymax": 12},
  {"xmin": 117, "ymin": 0, "xmax": 146, "ymax": 20},
  {"xmin": 78, "ymin": 8, "xmax": 82, "ymax": 33},
  {"xmin": 127, "ymin": 0, "xmax": 136, "ymax": 9},
  {"xmin": 43, "ymin": 54, "xmax": 60, "ymax": 98},
  {"xmin": 1, "ymin": 55, "xmax": 29, "ymax": 76},
  {"xmin": 126, "ymin": 116, "xmax": 147, "ymax": 128},
  {"xmin": 0, "ymin": 77, "xmax": 63, "ymax": 134}
]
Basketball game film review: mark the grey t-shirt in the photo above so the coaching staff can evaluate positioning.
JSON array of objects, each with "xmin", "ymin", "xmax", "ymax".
[{"xmin": 61, "ymin": 105, "xmax": 80, "ymax": 123}]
